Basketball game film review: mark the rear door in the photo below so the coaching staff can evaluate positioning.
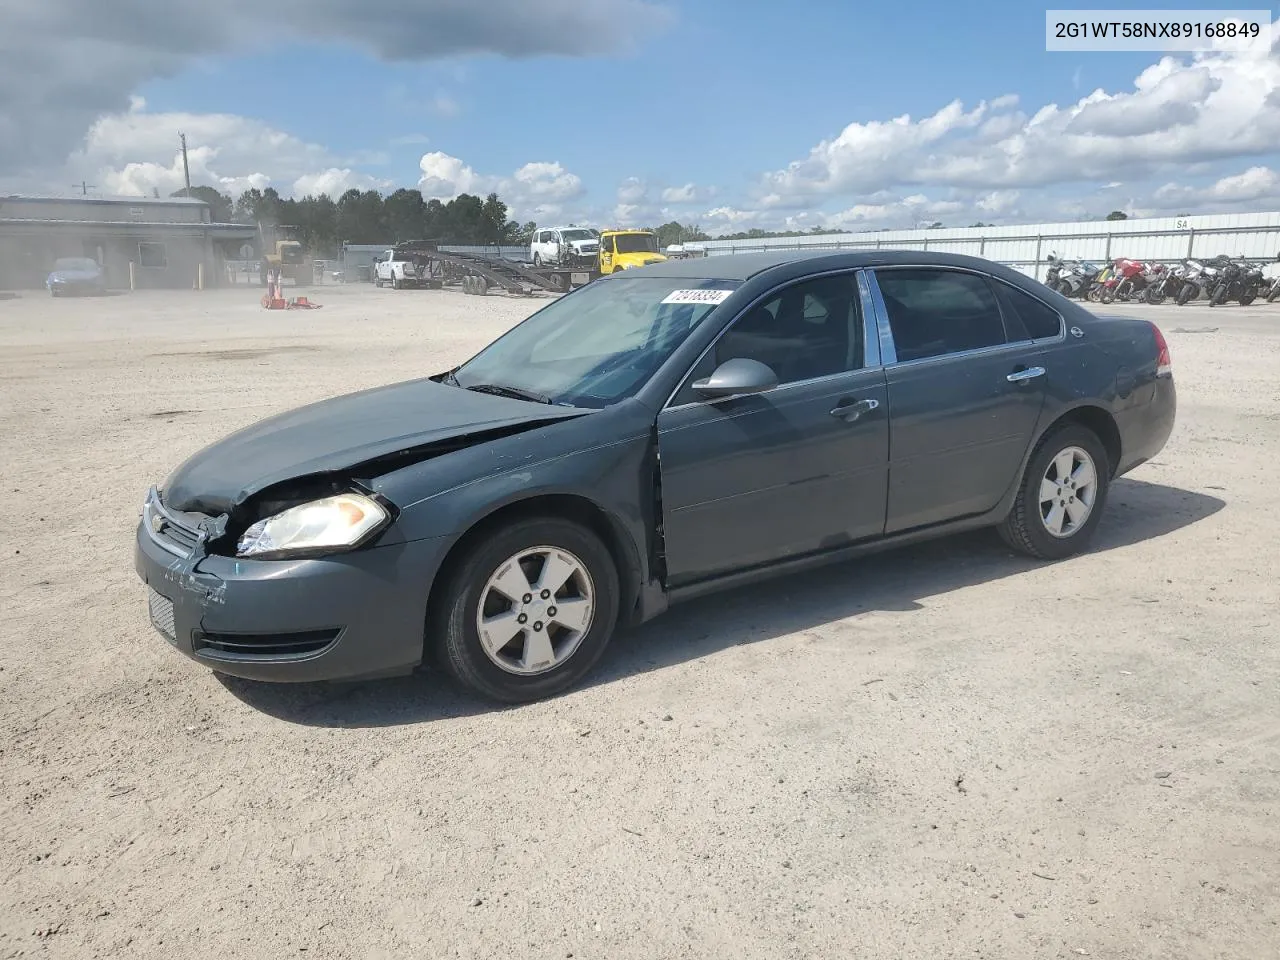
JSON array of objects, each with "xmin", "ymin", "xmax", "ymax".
[
  {"xmin": 869, "ymin": 267, "xmax": 1051, "ymax": 534},
  {"xmin": 657, "ymin": 271, "xmax": 889, "ymax": 586}
]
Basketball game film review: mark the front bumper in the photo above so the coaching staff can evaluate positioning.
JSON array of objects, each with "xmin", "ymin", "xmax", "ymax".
[{"xmin": 133, "ymin": 493, "xmax": 451, "ymax": 683}]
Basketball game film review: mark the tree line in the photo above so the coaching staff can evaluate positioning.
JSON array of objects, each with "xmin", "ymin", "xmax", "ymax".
[{"xmin": 174, "ymin": 185, "xmax": 1140, "ymax": 257}]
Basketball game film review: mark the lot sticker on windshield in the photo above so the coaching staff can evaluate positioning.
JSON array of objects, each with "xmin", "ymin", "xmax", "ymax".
[{"xmin": 661, "ymin": 288, "xmax": 733, "ymax": 305}]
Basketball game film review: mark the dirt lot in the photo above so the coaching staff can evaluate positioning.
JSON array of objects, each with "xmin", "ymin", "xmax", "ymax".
[{"xmin": 1, "ymin": 281, "xmax": 1277, "ymax": 959}]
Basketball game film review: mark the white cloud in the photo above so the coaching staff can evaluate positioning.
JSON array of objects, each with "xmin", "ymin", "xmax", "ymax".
[
  {"xmin": 510, "ymin": 161, "xmax": 583, "ymax": 202},
  {"xmin": 617, "ymin": 177, "xmax": 648, "ymax": 204},
  {"xmin": 0, "ymin": 0, "xmax": 674, "ymax": 175},
  {"xmin": 0, "ymin": 102, "xmax": 395, "ymax": 202},
  {"xmin": 417, "ymin": 152, "xmax": 585, "ymax": 218},
  {"xmin": 1150, "ymin": 165, "xmax": 1280, "ymax": 211},
  {"xmin": 757, "ymin": 40, "xmax": 1280, "ymax": 205},
  {"xmin": 661, "ymin": 183, "xmax": 701, "ymax": 203},
  {"xmin": 294, "ymin": 168, "xmax": 393, "ymax": 198},
  {"xmin": 418, "ymin": 151, "xmax": 491, "ymax": 200}
]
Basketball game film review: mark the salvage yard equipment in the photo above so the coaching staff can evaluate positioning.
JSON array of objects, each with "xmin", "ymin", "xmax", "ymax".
[
  {"xmin": 385, "ymin": 240, "xmax": 593, "ymax": 296},
  {"xmin": 258, "ymin": 224, "xmax": 312, "ymax": 287}
]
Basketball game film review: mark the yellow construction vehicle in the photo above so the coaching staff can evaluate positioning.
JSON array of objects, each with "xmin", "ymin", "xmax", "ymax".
[
  {"xmin": 597, "ymin": 229, "xmax": 667, "ymax": 274},
  {"xmin": 258, "ymin": 223, "xmax": 311, "ymax": 287}
]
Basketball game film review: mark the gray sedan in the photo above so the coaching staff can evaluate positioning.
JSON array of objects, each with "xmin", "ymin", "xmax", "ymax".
[{"xmin": 135, "ymin": 250, "xmax": 1176, "ymax": 702}]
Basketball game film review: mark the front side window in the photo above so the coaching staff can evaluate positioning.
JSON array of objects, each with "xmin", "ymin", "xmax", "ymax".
[
  {"xmin": 874, "ymin": 268, "xmax": 1007, "ymax": 362},
  {"xmin": 672, "ymin": 273, "xmax": 864, "ymax": 404},
  {"xmin": 452, "ymin": 276, "xmax": 738, "ymax": 409}
]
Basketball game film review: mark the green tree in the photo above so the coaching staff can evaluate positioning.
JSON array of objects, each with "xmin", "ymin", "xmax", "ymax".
[
  {"xmin": 172, "ymin": 185, "xmax": 233, "ymax": 222},
  {"xmin": 336, "ymin": 189, "xmax": 387, "ymax": 244},
  {"xmin": 1106, "ymin": 210, "xmax": 1128, "ymax": 220},
  {"xmin": 384, "ymin": 188, "xmax": 426, "ymax": 242}
]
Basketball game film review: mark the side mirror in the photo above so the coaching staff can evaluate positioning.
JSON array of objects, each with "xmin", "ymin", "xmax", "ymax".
[{"xmin": 691, "ymin": 357, "xmax": 778, "ymax": 399}]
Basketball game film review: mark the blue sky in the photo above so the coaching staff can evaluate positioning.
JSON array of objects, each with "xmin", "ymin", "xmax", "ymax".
[{"xmin": 4, "ymin": 0, "xmax": 1279, "ymax": 232}]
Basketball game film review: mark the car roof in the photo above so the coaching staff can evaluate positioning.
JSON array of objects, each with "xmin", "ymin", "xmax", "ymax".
[{"xmin": 625, "ymin": 248, "xmax": 1030, "ymax": 282}]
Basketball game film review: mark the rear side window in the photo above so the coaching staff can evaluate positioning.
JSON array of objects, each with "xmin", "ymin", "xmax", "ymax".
[
  {"xmin": 874, "ymin": 269, "xmax": 1007, "ymax": 362},
  {"xmin": 994, "ymin": 281, "xmax": 1063, "ymax": 340}
]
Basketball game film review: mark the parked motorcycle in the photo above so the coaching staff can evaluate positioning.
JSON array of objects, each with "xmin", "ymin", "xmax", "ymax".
[
  {"xmin": 1264, "ymin": 254, "xmax": 1280, "ymax": 303},
  {"xmin": 1208, "ymin": 255, "xmax": 1259, "ymax": 306},
  {"xmin": 1176, "ymin": 258, "xmax": 1217, "ymax": 305},
  {"xmin": 1086, "ymin": 262, "xmax": 1113, "ymax": 301},
  {"xmin": 1144, "ymin": 261, "xmax": 1190, "ymax": 305},
  {"xmin": 1098, "ymin": 257, "xmax": 1153, "ymax": 303},
  {"xmin": 1044, "ymin": 254, "xmax": 1100, "ymax": 299}
]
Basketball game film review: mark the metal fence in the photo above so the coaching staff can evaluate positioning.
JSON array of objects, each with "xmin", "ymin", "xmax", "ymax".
[{"xmin": 696, "ymin": 215, "xmax": 1280, "ymax": 281}]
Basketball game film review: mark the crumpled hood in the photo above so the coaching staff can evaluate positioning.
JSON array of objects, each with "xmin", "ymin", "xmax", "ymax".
[{"xmin": 162, "ymin": 376, "xmax": 583, "ymax": 516}]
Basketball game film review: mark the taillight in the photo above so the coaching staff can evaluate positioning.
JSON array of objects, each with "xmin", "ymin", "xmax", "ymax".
[{"xmin": 1151, "ymin": 322, "xmax": 1172, "ymax": 377}]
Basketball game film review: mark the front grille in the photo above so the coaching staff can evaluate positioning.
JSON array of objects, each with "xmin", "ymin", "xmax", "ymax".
[
  {"xmin": 156, "ymin": 517, "xmax": 200, "ymax": 553},
  {"xmin": 143, "ymin": 489, "xmax": 207, "ymax": 558},
  {"xmin": 194, "ymin": 629, "xmax": 341, "ymax": 659}
]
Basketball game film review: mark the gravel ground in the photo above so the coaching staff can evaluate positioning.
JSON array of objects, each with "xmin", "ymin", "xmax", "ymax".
[{"xmin": 1, "ymin": 282, "xmax": 1277, "ymax": 960}]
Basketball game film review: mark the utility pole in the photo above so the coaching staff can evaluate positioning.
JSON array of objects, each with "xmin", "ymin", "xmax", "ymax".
[
  {"xmin": 72, "ymin": 181, "xmax": 96, "ymax": 196},
  {"xmin": 179, "ymin": 132, "xmax": 192, "ymax": 197}
]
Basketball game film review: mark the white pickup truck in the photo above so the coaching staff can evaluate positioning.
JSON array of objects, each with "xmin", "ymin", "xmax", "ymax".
[{"xmin": 373, "ymin": 249, "xmax": 425, "ymax": 289}]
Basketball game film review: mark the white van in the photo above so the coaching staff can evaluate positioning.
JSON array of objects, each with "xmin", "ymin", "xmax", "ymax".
[{"xmin": 530, "ymin": 226, "xmax": 600, "ymax": 267}]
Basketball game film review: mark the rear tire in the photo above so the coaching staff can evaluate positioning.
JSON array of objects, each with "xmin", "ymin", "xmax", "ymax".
[
  {"xmin": 430, "ymin": 517, "xmax": 621, "ymax": 703},
  {"xmin": 998, "ymin": 423, "xmax": 1111, "ymax": 561}
]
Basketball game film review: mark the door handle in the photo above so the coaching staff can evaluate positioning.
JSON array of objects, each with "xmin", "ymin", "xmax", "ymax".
[
  {"xmin": 1006, "ymin": 366, "xmax": 1046, "ymax": 383},
  {"xmin": 829, "ymin": 397, "xmax": 880, "ymax": 422}
]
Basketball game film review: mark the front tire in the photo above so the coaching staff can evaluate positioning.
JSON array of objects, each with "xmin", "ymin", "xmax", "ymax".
[
  {"xmin": 431, "ymin": 517, "xmax": 621, "ymax": 703},
  {"xmin": 998, "ymin": 424, "xmax": 1110, "ymax": 561}
]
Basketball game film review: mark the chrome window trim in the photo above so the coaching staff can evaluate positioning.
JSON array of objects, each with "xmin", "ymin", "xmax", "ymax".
[
  {"xmin": 864, "ymin": 263, "xmax": 1067, "ymax": 371},
  {"xmin": 661, "ymin": 266, "xmax": 881, "ymax": 412}
]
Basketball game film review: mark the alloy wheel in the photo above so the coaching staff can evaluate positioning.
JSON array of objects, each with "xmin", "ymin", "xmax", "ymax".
[
  {"xmin": 474, "ymin": 545, "xmax": 596, "ymax": 675},
  {"xmin": 1039, "ymin": 446, "xmax": 1098, "ymax": 539}
]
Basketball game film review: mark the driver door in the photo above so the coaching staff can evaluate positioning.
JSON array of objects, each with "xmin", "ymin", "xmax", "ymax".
[
  {"xmin": 600, "ymin": 236, "xmax": 615, "ymax": 273},
  {"xmin": 656, "ymin": 272, "xmax": 889, "ymax": 586}
]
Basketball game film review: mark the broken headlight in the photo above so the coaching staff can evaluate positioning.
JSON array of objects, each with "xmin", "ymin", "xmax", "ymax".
[{"xmin": 236, "ymin": 492, "xmax": 389, "ymax": 560}]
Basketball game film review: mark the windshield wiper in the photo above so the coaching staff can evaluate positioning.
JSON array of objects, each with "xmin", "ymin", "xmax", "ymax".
[{"xmin": 464, "ymin": 382, "xmax": 553, "ymax": 404}]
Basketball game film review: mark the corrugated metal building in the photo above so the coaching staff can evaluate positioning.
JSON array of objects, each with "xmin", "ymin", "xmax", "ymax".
[
  {"xmin": 697, "ymin": 211, "xmax": 1280, "ymax": 280},
  {"xmin": 0, "ymin": 195, "xmax": 257, "ymax": 290}
]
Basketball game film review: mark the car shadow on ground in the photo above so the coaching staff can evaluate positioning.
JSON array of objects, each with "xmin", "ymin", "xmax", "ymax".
[{"xmin": 219, "ymin": 477, "xmax": 1225, "ymax": 728}]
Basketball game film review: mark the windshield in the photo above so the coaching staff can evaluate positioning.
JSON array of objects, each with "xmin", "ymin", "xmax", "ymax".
[
  {"xmin": 53, "ymin": 258, "xmax": 98, "ymax": 272},
  {"xmin": 451, "ymin": 276, "xmax": 739, "ymax": 408},
  {"xmin": 613, "ymin": 233, "xmax": 658, "ymax": 254},
  {"xmin": 560, "ymin": 229, "xmax": 597, "ymax": 243}
]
